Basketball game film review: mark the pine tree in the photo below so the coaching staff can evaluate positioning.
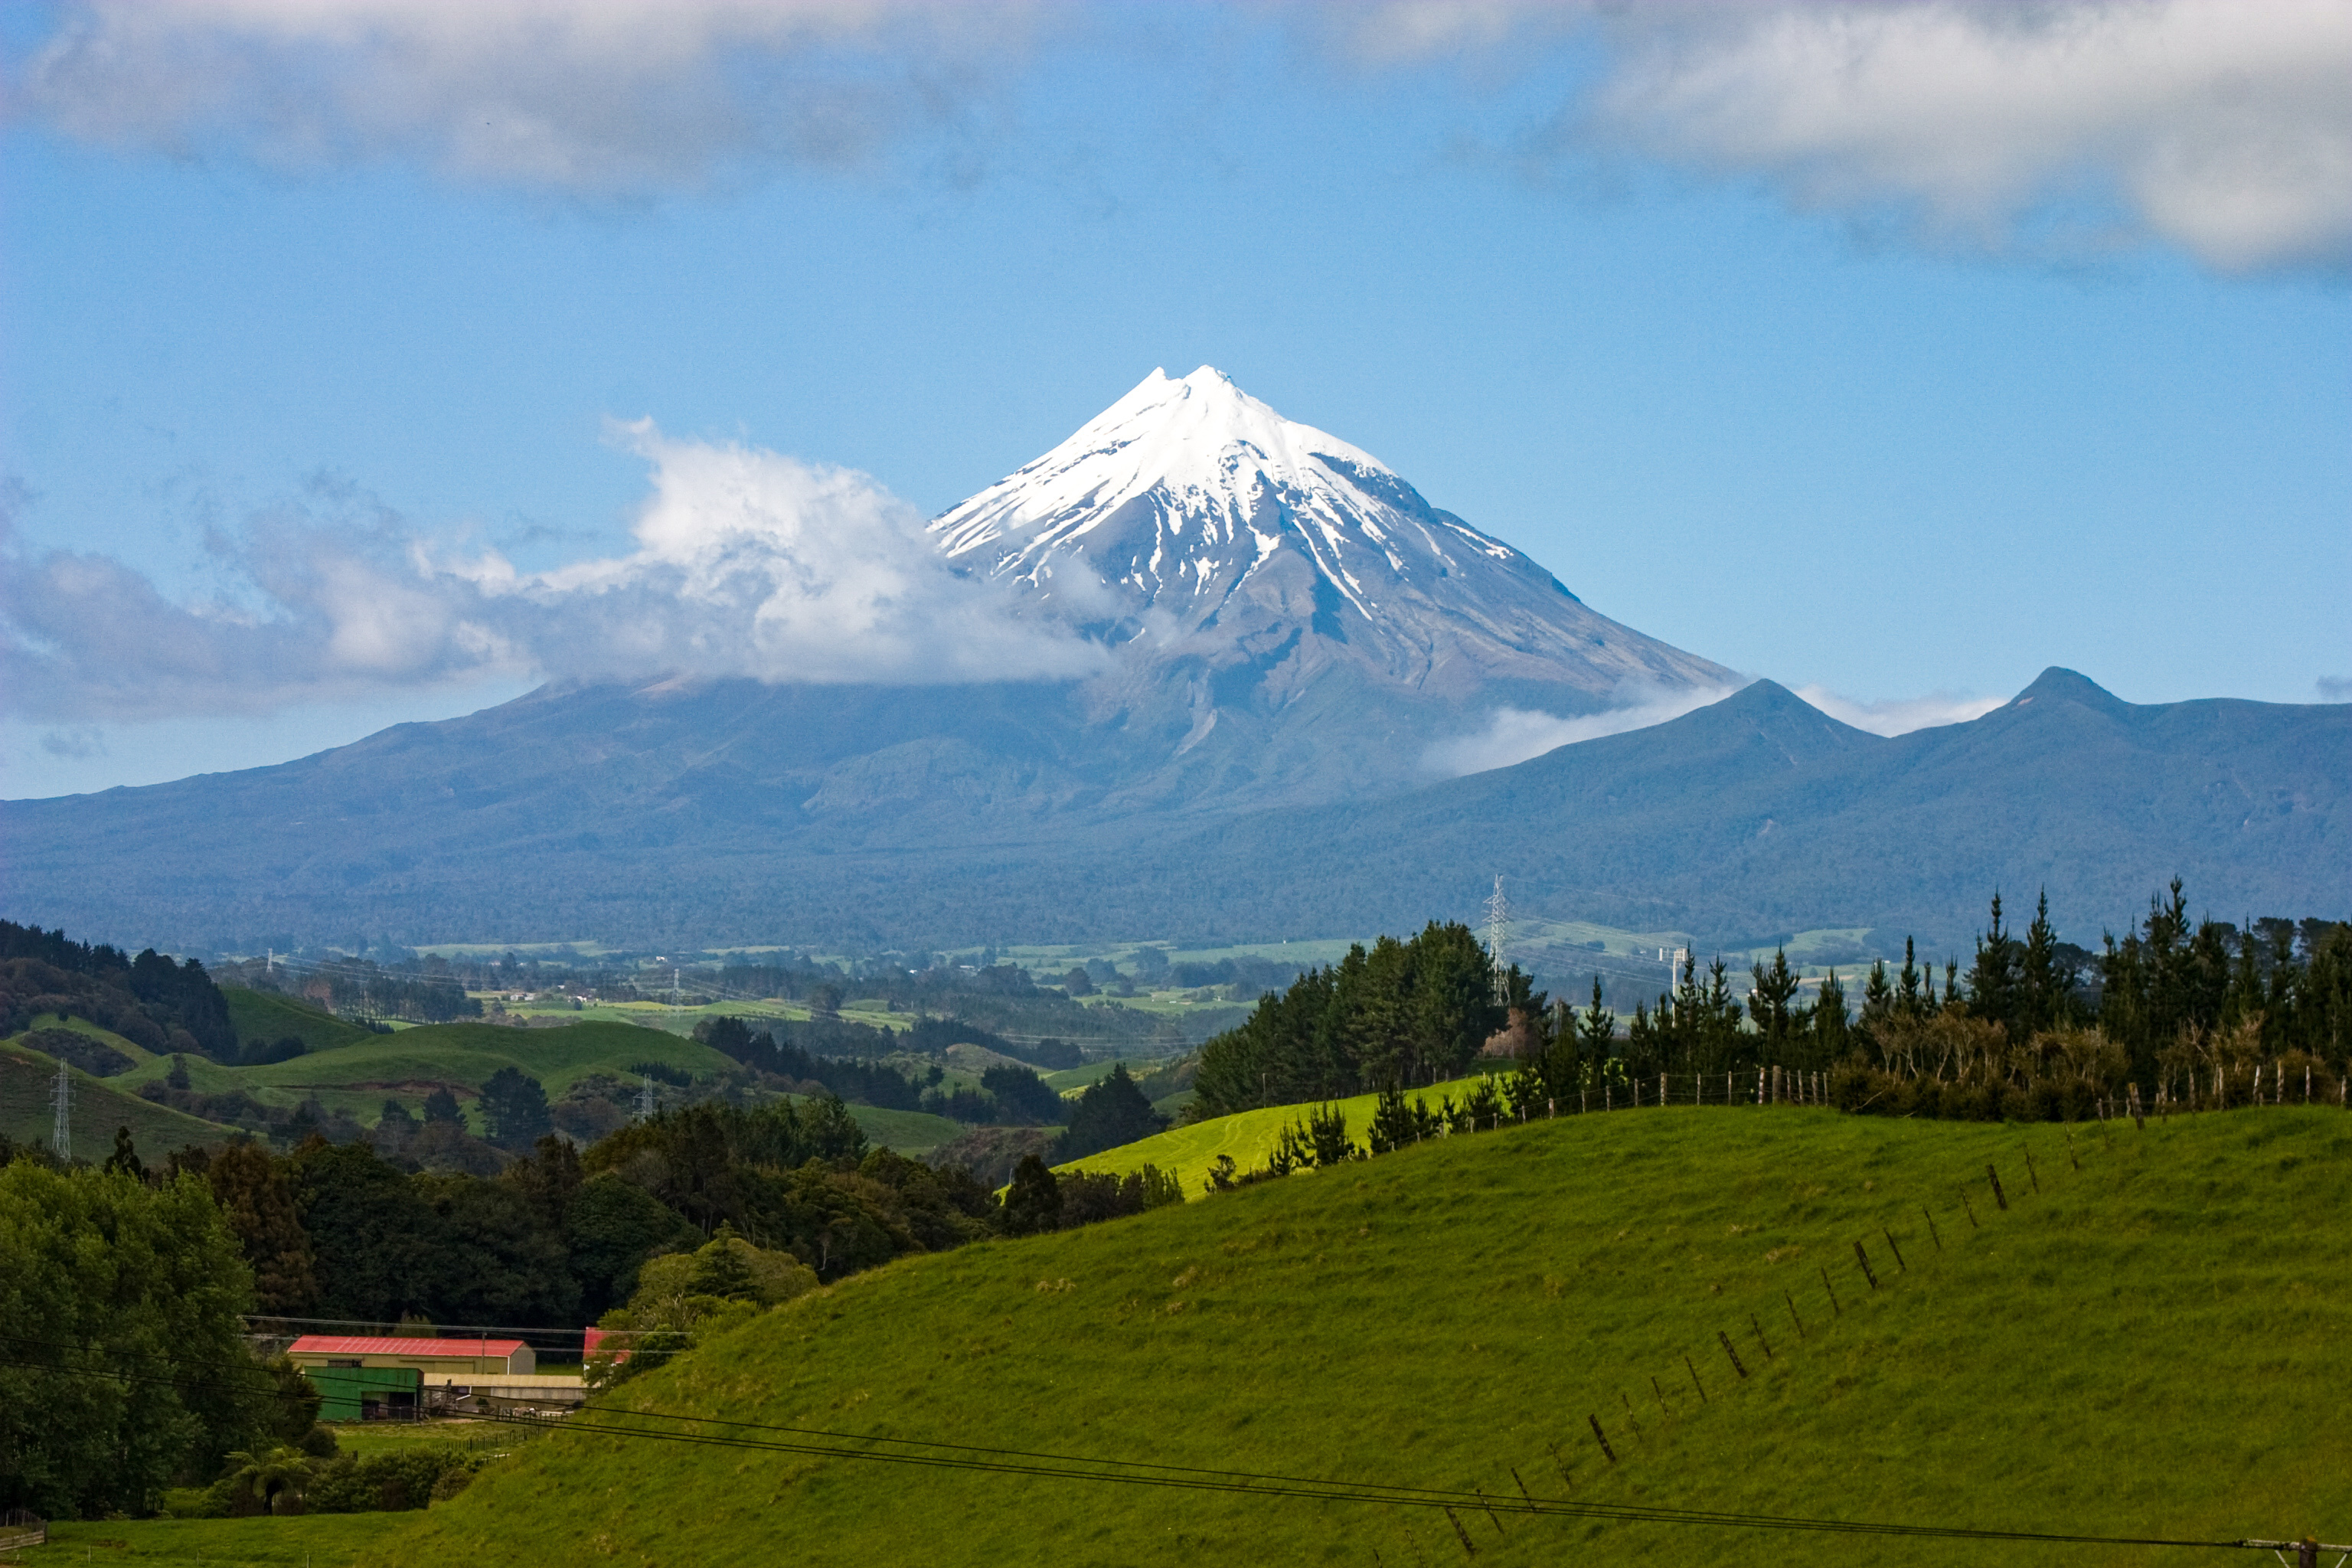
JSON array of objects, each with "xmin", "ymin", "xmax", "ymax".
[
  {"xmin": 1747, "ymin": 949, "xmax": 1801, "ymax": 1063},
  {"xmin": 1966, "ymin": 892, "xmax": 2021, "ymax": 1037},
  {"xmin": 2017, "ymin": 890, "xmax": 2069, "ymax": 1034}
]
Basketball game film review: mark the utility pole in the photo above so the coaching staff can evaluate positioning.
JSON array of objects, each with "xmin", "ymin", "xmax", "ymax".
[
  {"xmin": 51, "ymin": 1058, "xmax": 71, "ymax": 1160},
  {"xmin": 1485, "ymin": 874, "xmax": 1511, "ymax": 1006}
]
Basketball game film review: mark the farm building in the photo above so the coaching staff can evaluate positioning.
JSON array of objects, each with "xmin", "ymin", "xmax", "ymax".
[
  {"xmin": 286, "ymin": 1335, "xmax": 537, "ymax": 1376},
  {"xmin": 286, "ymin": 1334, "xmax": 584, "ymax": 1416}
]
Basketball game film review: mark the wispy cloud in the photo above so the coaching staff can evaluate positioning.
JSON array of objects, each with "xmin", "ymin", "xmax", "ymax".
[
  {"xmin": 2318, "ymin": 676, "xmax": 2352, "ymax": 703},
  {"xmin": 1343, "ymin": 0, "xmax": 2352, "ymax": 274},
  {"xmin": 1422, "ymin": 681, "xmax": 1740, "ymax": 777},
  {"xmin": 17, "ymin": 0, "xmax": 1032, "ymax": 194},
  {"xmin": 0, "ymin": 426, "xmax": 1101, "ymax": 722},
  {"xmin": 18, "ymin": 3, "xmax": 2349, "ymax": 272},
  {"xmin": 1792, "ymin": 684, "xmax": 2004, "ymax": 737}
]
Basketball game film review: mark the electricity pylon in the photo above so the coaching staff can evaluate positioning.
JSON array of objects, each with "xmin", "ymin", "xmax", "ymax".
[
  {"xmin": 51, "ymin": 1058, "xmax": 72, "ymax": 1160},
  {"xmin": 1485, "ymin": 874, "xmax": 1511, "ymax": 1006}
]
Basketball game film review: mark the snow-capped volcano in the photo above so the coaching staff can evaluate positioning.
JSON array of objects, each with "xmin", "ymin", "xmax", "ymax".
[{"xmin": 930, "ymin": 366, "xmax": 1731, "ymax": 712}]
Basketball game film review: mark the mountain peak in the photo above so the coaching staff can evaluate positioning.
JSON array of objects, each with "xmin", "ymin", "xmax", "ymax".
[
  {"xmin": 928, "ymin": 368, "xmax": 1400, "ymax": 596},
  {"xmin": 2009, "ymin": 667, "xmax": 2131, "ymax": 715},
  {"xmin": 920, "ymin": 368, "xmax": 1734, "ymax": 791}
]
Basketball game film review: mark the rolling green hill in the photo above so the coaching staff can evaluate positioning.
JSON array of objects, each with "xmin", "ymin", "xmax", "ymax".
[
  {"xmin": 1056, "ymin": 1073, "xmax": 1496, "ymax": 1194},
  {"xmin": 110, "ymin": 1018, "xmax": 737, "ymax": 1131},
  {"xmin": 354, "ymin": 1104, "xmax": 2348, "ymax": 1566},
  {"xmin": 1, "ymin": 1037, "xmax": 238, "ymax": 1154},
  {"xmin": 223, "ymin": 986, "xmax": 377, "ymax": 1053}
]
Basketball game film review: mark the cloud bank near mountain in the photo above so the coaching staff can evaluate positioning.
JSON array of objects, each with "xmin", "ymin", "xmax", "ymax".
[
  {"xmin": 1426, "ymin": 676, "xmax": 2014, "ymax": 777},
  {"xmin": 18, "ymin": 1, "xmax": 2347, "ymax": 272},
  {"xmin": 0, "ymin": 427, "xmax": 1099, "ymax": 723},
  {"xmin": 1422, "ymin": 683, "xmax": 1741, "ymax": 776}
]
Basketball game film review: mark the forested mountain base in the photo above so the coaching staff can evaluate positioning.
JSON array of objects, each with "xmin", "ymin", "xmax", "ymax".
[{"xmin": 365, "ymin": 1103, "xmax": 2350, "ymax": 1566}]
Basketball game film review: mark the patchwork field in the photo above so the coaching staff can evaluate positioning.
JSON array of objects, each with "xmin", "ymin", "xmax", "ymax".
[{"xmin": 332, "ymin": 1102, "xmax": 2350, "ymax": 1566}]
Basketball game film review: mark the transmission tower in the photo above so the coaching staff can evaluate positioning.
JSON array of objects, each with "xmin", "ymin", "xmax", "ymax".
[
  {"xmin": 51, "ymin": 1058, "xmax": 72, "ymax": 1160},
  {"xmin": 635, "ymin": 1073, "xmax": 657, "ymax": 1125},
  {"xmin": 1485, "ymin": 874, "xmax": 1511, "ymax": 1006}
]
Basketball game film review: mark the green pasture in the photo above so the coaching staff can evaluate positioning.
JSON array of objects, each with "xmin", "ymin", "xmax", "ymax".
[
  {"xmin": 1055, "ymin": 1073, "xmax": 1501, "ymax": 1194},
  {"xmin": 0, "ymin": 1036, "xmax": 235, "ymax": 1153},
  {"xmin": 799, "ymin": 1098, "xmax": 965, "ymax": 1156},
  {"xmin": 352, "ymin": 1104, "xmax": 2350, "ymax": 1566},
  {"xmin": 224, "ymin": 988, "xmax": 375, "ymax": 1053},
  {"xmin": 43, "ymin": 1511, "xmax": 382, "ymax": 1564},
  {"xmin": 321, "ymin": 1419, "xmax": 546, "ymax": 1462},
  {"xmin": 1040, "ymin": 1057, "xmax": 1178, "ymax": 1094},
  {"xmin": 103, "ymin": 1020, "xmax": 736, "ymax": 1132}
]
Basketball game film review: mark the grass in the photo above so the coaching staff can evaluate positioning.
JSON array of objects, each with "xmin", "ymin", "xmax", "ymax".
[
  {"xmin": 223, "ymin": 988, "xmax": 375, "ymax": 1053},
  {"xmin": 0, "ymin": 1037, "xmax": 236, "ymax": 1153},
  {"xmin": 799, "ymin": 1098, "xmax": 966, "ymax": 1156},
  {"xmin": 1054, "ymin": 1073, "xmax": 1501, "ymax": 1194},
  {"xmin": 107, "ymin": 1020, "xmax": 739, "ymax": 1130},
  {"xmin": 321, "ymin": 1419, "xmax": 545, "ymax": 1462},
  {"xmin": 40, "ymin": 1513, "xmax": 384, "ymax": 1566},
  {"xmin": 340, "ymin": 1102, "xmax": 2350, "ymax": 1566}
]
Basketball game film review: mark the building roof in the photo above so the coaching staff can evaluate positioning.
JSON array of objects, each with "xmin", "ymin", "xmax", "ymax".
[{"xmin": 287, "ymin": 1334, "xmax": 528, "ymax": 1359}]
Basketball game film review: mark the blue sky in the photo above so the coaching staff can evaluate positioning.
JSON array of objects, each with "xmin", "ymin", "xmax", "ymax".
[{"xmin": 5, "ymin": 1, "xmax": 2348, "ymax": 798}]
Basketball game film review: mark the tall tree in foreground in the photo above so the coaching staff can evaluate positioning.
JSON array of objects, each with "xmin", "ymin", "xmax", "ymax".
[{"xmin": 0, "ymin": 1162, "xmax": 269, "ymax": 1518}]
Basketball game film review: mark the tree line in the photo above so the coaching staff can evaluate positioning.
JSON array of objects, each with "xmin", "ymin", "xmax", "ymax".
[
  {"xmin": 1190, "ymin": 921, "xmax": 1536, "ymax": 1118},
  {"xmin": 1187, "ymin": 886, "xmax": 2350, "ymax": 1130}
]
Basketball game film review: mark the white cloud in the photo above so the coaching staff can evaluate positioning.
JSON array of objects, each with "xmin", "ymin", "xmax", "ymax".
[
  {"xmin": 1422, "ymin": 681, "xmax": 1739, "ymax": 776},
  {"xmin": 1792, "ymin": 684, "xmax": 2004, "ymax": 736},
  {"xmin": 20, "ymin": 2, "xmax": 2349, "ymax": 270},
  {"xmin": 1335, "ymin": 0, "xmax": 2352, "ymax": 273},
  {"xmin": 18, "ymin": 0, "xmax": 1027, "ymax": 193},
  {"xmin": 0, "ymin": 427, "xmax": 1101, "ymax": 722},
  {"xmin": 1588, "ymin": 0, "xmax": 2352, "ymax": 273}
]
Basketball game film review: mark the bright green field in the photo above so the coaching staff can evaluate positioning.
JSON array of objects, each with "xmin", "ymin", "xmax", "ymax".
[
  {"xmin": 1055, "ymin": 1073, "xmax": 1499, "ymax": 1193},
  {"xmin": 322, "ymin": 1104, "xmax": 2351, "ymax": 1567}
]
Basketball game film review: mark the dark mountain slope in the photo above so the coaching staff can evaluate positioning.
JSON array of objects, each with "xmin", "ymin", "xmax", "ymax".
[{"xmin": 1134, "ymin": 669, "xmax": 2350, "ymax": 953}]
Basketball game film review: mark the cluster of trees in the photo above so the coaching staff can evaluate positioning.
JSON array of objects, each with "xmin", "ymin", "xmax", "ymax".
[
  {"xmin": 1188, "ymin": 884, "xmax": 2351, "ymax": 1132},
  {"xmin": 1190, "ymin": 922, "xmax": 1535, "ymax": 1118},
  {"xmin": 691, "ymin": 1016, "xmax": 1074, "ymax": 1126},
  {"xmin": 0, "ymin": 1158, "xmax": 322, "ymax": 1519},
  {"xmin": 0, "ymin": 1059, "xmax": 1205, "ymax": 1525},
  {"xmin": 2, "ymin": 920, "xmax": 236, "ymax": 1059}
]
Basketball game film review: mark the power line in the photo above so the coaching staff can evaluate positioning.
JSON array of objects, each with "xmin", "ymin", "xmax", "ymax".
[{"xmin": 0, "ymin": 1339, "xmax": 2330, "ymax": 1557}]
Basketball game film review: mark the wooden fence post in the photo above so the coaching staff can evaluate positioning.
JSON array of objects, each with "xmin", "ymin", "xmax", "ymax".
[
  {"xmin": 1588, "ymin": 1414, "xmax": 1617, "ymax": 1462},
  {"xmin": 1922, "ymin": 1205, "xmax": 1942, "ymax": 1251},
  {"xmin": 1987, "ymin": 1165, "xmax": 2008, "ymax": 1210},
  {"xmin": 1853, "ymin": 1240, "xmax": 1878, "ymax": 1290},
  {"xmin": 1718, "ymin": 1329, "xmax": 1749, "ymax": 1378}
]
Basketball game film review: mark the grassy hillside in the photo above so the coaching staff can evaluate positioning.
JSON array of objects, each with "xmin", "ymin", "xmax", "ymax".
[
  {"xmin": 1056, "ymin": 1073, "xmax": 1495, "ymax": 1193},
  {"xmin": 805, "ymin": 1098, "xmax": 965, "ymax": 1157},
  {"xmin": 110, "ymin": 1019, "xmax": 737, "ymax": 1131},
  {"xmin": 1, "ymin": 1037, "xmax": 238, "ymax": 1153},
  {"xmin": 224, "ymin": 985, "xmax": 377, "ymax": 1052},
  {"xmin": 358, "ymin": 1105, "xmax": 2349, "ymax": 1566}
]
